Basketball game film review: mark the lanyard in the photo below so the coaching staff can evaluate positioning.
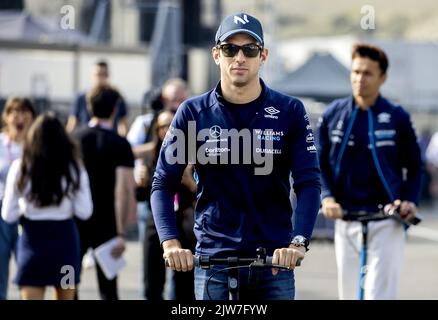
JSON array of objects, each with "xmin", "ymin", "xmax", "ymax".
[{"xmin": 367, "ymin": 108, "xmax": 395, "ymax": 202}]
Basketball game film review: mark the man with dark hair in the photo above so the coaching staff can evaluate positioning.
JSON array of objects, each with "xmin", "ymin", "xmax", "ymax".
[
  {"xmin": 151, "ymin": 13, "xmax": 321, "ymax": 300},
  {"xmin": 74, "ymin": 85, "xmax": 136, "ymax": 300},
  {"xmin": 96, "ymin": 60, "xmax": 108, "ymax": 69},
  {"xmin": 66, "ymin": 60, "xmax": 129, "ymax": 136},
  {"xmin": 316, "ymin": 43, "xmax": 423, "ymax": 299},
  {"xmin": 86, "ymin": 85, "xmax": 121, "ymax": 119}
]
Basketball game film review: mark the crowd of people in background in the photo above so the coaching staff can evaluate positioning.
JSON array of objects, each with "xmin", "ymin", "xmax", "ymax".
[
  {"xmin": 126, "ymin": 78, "xmax": 196, "ymax": 300},
  {"xmin": 0, "ymin": 59, "xmax": 197, "ymax": 300}
]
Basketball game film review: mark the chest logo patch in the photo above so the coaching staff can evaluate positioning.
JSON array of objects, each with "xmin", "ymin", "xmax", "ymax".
[
  {"xmin": 264, "ymin": 106, "xmax": 280, "ymax": 119},
  {"xmin": 377, "ymin": 112, "xmax": 391, "ymax": 123},
  {"xmin": 209, "ymin": 125, "xmax": 222, "ymax": 139}
]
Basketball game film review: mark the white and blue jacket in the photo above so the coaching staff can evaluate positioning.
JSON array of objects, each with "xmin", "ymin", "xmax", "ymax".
[{"xmin": 151, "ymin": 80, "xmax": 321, "ymax": 257}]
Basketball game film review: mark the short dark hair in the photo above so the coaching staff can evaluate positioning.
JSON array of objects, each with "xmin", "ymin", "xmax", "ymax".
[
  {"xmin": 87, "ymin": 85, "xmax": 120, "ymax": 119},
  {"xmin": 352, "ymin": 43, "xmax": 389, "ymax": 74},
  {"xmin": 96, "ymin": 60, "xmax": 108, "ymax": 70}
]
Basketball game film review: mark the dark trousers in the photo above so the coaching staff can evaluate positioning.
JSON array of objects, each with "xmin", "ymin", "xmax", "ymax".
[
  {"xmin": 143, "ymin": 215, "xmax": 166, "ymax": 300},
  {"xmin": 142, "ymin": 200, "xmax": 196, "ymax": 300},
  {"xmin": 173, "ymin": 267, "xmax": 195, "ymax": 300},
  {"xmin": 76, "ymin": 241, "xmax": 119, "ymax": 300}
]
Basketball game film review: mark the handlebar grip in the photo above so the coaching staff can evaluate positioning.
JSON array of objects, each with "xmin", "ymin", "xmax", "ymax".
[
  {"xmin": 266, "ymin": 256, "xmax": 301, "ymax": 267},
  {"xmin": 193, "ymin": 255, "xmax": 200, "ymax": 267},
  {"xmin": 165, "ymin": 256, "xmax": 203, "ymax": 268}
]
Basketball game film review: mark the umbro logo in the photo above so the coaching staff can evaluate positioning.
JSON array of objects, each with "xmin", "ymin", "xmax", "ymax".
[
  {"xmin": 264, "ymin": 106, "xmax": 280, "ymax": 115},
  {"xmin": 234, "ymin": 14, "xmax": 249, "ymax": 25},
  {"xmin": 264, "ymin": 106, "xmax": 280, "ymax": 119}
]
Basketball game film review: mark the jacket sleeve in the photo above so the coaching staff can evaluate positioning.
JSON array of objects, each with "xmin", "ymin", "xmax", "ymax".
[
  {"xmin": 150, "ymin": 104, "xmax": 193, "ymax": 244},
  {"xmin": 397, "ymin": 108, "xmax": 424, "ymax": 204},
  {"xmin": 426, "ymin": 132, "xmax": 438, "ymax": 167},
  {"xmin": 289, "ymin": 101, "xmax": 321, "ymax": 240},
  {"xmin": 1, "ymin": 160, "xmax": 21, "ymax": 224},
  {"xmin": 315, "ymin": 113, "xmax": 334, "ymax": 200}
]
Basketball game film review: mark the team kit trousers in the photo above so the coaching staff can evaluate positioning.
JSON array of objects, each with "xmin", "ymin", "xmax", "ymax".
[{"xmin": 334, "ymin": 218, "xmax": 405, "ymax": 300}]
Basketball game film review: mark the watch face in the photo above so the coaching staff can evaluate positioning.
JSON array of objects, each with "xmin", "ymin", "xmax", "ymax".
[
  {"xmin": 292, "ymin": 235, "xmax": 307, "ymax": 246},
  {"xmin": 292, "ymin": 235, "xmax": 309, "ymax": 251}
]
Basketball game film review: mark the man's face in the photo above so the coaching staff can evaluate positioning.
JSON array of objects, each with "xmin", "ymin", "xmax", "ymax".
[
  {"xmin": 212, "ymin": 33, "xmax": 268, "ymax": 88},
  {"xmin": 350, "ymin": 56, "xmax": 387, "ymax": 100},
  {"xmin": 91, "ymin": 65, "xmax": 109, "ymax": 87}
]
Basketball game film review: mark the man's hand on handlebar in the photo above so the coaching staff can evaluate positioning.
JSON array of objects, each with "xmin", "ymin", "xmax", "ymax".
[
  {"xmin": 384, "ymin": 199, "xmax": 417, "ymax": 223},
  {"xmin": 162, "ymin": 239, "xmax": 194, "ymax": 272},
  {"xmin": 271, "ymin": 245, "xmax": 305, "ymax": 275},
  {"xmin": 321, "ymin": 197, "xmax": 343, "ymax": 220}
]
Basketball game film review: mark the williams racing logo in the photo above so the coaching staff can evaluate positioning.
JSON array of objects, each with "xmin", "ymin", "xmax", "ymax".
[{"xmin": 264, "ymin": 106, "xmax": 280, "ymax": 119}]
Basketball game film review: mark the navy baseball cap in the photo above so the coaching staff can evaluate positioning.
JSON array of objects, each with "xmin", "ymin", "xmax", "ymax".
[{"xmin": 215, "ymin": 13, "xmax": 264, "ymax": 45}]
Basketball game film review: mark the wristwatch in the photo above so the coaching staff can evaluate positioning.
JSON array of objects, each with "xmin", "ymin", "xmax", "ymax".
[{"xmin": 290, "ymin": 235, "xmax": 309, "ymax": 252}]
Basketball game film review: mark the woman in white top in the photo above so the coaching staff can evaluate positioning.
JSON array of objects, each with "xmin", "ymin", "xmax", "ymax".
[
  {"xmin": 0, "ymin": 97, "xmax": 35, "ymax": 300},
  {"xmin": 1, "ymin": 112, "xmax": 93, "ymax": 300}
]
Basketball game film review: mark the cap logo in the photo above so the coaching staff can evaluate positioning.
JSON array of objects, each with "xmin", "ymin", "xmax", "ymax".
[{"xmin": 234, "ymin": 14, "xmax": 249, "ymax": 25}]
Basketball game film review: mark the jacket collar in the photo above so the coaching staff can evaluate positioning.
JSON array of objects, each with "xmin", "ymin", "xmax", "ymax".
[
  {"xmin": 212, "ymin": 78, "xmax": 269, "ymax": 106},
  {"xmin": 349, "ymin": 94, "xmax": 385, "ymax": 113}
]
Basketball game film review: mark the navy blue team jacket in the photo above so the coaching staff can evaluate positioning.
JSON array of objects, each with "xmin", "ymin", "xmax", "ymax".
[
  {"xmin": 316, "ymin": 95, "xmax": 423, "ymax": 210},
  {"xmin": 151, "ymin": 80, "xmax": 321, "ymax": 257}
]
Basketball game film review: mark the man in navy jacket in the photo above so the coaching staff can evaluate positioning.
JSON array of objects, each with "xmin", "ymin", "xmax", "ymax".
[
  {"xmin": 316, "ymin": 43, "xmax": 423, "ymax": 299},
  {"xmin": 151, "ymin": 12, "xmax": 321, "ymax": 300}
]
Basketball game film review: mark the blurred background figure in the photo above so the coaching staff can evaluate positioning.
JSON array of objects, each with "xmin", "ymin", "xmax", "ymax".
[
  {"xmin": 128, "ymin": 78, "xmax": 189, "ymax": 152},
  {"xmin": 1, "ymin": 112, "xmax": 93, "ymax": 300},
  {"xmin": 317, "ymin": 43, "xmax": 423, "ymax": 300},
  {"xmin": 127, "ymin": 78, "xmax": 191, "ymax": 299},
  {"xmin": 426, "ymin": 130, "xmax": 438, "ymax": 205},
  {"xmin": 66, "ymin": 60, "xmax": 129, "ymax": 136},
  {"xmin": 418, "ymin": 128, "xmax": 433, "ymax": 206},
  {"xmin": 74, "ymin": 85, "xmax": 136, "ymax": 300},
  {"xmin": 132, "ymin": 109, "xmax": 196, "ymax": 301},
  {"xmin": 0, "ymin": 97, "xmax": 35, "ymax": 300}
]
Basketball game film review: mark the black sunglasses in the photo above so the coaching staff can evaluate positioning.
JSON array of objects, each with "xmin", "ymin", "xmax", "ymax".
[{"xmin": 216, "ymin": 43, "xmax": 263, "ymax": 58}]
